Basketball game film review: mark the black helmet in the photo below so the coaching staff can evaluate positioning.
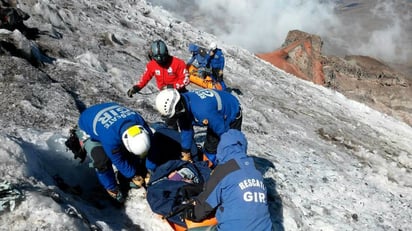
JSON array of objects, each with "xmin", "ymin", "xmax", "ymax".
[{"xmin": 151, "ymin": 40, "xmax": 169, "ymax": 65}]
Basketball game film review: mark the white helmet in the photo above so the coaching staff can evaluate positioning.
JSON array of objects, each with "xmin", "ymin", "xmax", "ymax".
[
  {"xmin": 122, "ymin": 125, "xmax": 151, "ymax": 156},
  {"xmin": 209, "ymin": 42, "xmax": 217, "ymax": 51},
  {"xmin": 155, "ymin": 88, "xmax": 181, "ymax": 118}
]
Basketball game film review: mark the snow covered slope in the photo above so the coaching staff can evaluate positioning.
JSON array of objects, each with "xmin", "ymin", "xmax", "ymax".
[{"xmin": 0, "ymin": 0, "xmax": 411, "ymax": 230}]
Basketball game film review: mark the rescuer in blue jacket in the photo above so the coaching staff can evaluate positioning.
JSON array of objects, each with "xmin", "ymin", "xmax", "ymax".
[
  {"xmin": 155, "ymin": 88, "xmax": 242, "ymax": 167},
  {"xmin": 184, "ymin": 129, "xmax": 273, "ymax": 231},
  {"xmin": 77, "ymin": 102, "xmax": 152, "ymax": 202},
  {"xmin": 206, "ymin": 42, "xmax": 227, "ymax": 90},
  {"xmin": 186, "ymin": 43, "xmax": 209, "ymax": 71}
]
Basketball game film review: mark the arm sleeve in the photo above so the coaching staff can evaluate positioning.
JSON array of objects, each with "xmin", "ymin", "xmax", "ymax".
[
  {"xmin": 178, "ymin": 116, "xmax": 194, "ymax": 151},
  {"xmin": 136, "ymin": 65, "xmax": 154, "ymax": 89},
  {"xmin": 187, "ymin": 56, "xmax": 195, "ymax": 65},
  {"xmin": 180, "ymin": 129, "xmax": 194, "ymax": 152},
  {"xmin": 103, "ymin": 144, "xmax": 136, "ymax": 178},
  {"xmin": 174, "ymin": 63, "xmax": 189, "ymax": 90},
  {"xmin": 192, "ymin": 167, "xmax": 225, "ymax": 221},
  {"xmin": 205, "ymin": 112, "xmax": 226, "ymax": 136},
  {"xmin": 218, "ymin": 53, "xmax": 225, "ymax": 70}
]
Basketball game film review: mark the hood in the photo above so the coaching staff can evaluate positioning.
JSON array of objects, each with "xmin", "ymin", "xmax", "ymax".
[
  {"xmin": 188, "ymin": 43, "xmax": 199, "ymax": 53},
  {"xmin": 216, "ymin": 129, "xmax": 248, "ymax": 164}
]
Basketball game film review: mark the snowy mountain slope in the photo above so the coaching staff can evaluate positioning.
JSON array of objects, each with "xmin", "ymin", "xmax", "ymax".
[{"xmin": 0, "ymin": 0, "xmax": 411, "ymax": 230}]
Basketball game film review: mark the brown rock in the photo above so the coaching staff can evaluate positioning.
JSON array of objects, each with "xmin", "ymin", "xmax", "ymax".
[
  {"xmin": 256, "ymin": 30, "xmax": 325, "ymax": 85},
  {"xmin": 257, "ymin": 30, "xmax": 412, "ymax": 127}
]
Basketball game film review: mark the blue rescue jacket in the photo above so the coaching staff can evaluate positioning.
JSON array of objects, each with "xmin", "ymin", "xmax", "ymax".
[
  {"xmin": 78, "ymin": 102, "xmax": 152, "ymax": 190},
  {"xmin": 187, "ymin": 43, "xmax": 209, "ymax": 68},
  {"xmin": 207, "ymin": 48, "xmax": 224, "ymax": 70},
  {"xmin": 192, "ymin": 130, "xmax": 273, "ymax": 231},
  {"xmin": 178, "ymin": 89, "xmax": 240, "ymax": 151}
]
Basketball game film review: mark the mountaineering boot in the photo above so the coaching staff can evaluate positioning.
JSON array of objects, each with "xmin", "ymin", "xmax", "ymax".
[
  {"xmin": 106, "ymin": 187, "xmax": 125, "ymax": 203},
  {"xmin": 130, "ymin": 175, "xmax": 144, "ymax": 188}
]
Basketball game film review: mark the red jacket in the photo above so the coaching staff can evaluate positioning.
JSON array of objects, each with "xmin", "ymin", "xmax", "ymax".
[{"xmin": 135, "ymin": 56, "xmax": 189, "ymax": 91}]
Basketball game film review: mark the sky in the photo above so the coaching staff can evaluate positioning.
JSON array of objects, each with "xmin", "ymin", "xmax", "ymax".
[
  {"xmin": 148, "ymin": 0, "xmax": 412, "ymax": 65},
  {"xmin": 1, "ymin": 0, "xmax": 412, "ymax": 231}
]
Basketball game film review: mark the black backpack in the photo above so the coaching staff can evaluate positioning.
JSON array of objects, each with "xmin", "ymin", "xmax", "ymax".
[
  {"xmin": 64, "ymin": 128, "xmax": 86, "ymax": 163},
  {"xmin": 0, "ymin": 7, "xmax": 40, "ymax": 40},
  {"xmin": 0, "ymin": 7, "xmax": 29, "ymax": 28}
]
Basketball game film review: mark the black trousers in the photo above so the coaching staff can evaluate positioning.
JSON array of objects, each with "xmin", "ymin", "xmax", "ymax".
[{"xmin": 203, "ymin": 109, "xmax": 243, "ymax": 154}]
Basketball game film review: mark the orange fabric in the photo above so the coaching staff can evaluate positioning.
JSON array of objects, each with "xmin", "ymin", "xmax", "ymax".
[
  {"xmin": 202, "ymin": 154, "xmax": 214, "ymax": 168},
  {"xmin": 167, "ymin": 221, "xmax": 186, "ymax": 231},
  {"xmin": 185, "ymin": 217, "xmax": 218, "ymax": 229},
  {"xmin": 188, "ymin": 65, "xmax": 223, "ymax": 90},
  {"xmin": 167, "ymin": 217, "xmax": 218, "ymax": 231}
]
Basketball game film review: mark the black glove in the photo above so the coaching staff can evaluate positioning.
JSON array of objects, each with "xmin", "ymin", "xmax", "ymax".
[
  {"xmin": 177, "ymin": 184, "xmax": 204, "ymax": 201},
  {"xmin": 183, "ymin": 204, "xmax": 196, "ymax": 220},
  {"xmin": 127, "ymin": 86, "xmax": 140, "ymax": 98}
]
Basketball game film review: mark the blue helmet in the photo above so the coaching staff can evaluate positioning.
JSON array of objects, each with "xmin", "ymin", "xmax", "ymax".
[{"xmin": 151, "ymin": 40, "xmax": 169, "ymax": 65}]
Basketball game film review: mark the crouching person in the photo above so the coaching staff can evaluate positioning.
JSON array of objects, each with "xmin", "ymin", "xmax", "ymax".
[
  {"xmin": 184, "ymin": 129, "xmax": 273, "ymax": 231},
  {"xmin": 65, "ymin": 102, "xmax": 152, "ymax": 203}
]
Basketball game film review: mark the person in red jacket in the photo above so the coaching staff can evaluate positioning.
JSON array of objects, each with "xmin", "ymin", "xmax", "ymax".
[{"xmin": 127, "ymin": 39, "xmax": 190, "ymax": 97}]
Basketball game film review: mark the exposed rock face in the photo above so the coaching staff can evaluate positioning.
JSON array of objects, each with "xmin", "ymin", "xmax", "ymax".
[
  {"xmin": 257, "ymin": 30, "xmax": 412, "ymax": 127},
  {"xmin": 256, "ymin": 30, "xmax": 325, "ymax": 85}
]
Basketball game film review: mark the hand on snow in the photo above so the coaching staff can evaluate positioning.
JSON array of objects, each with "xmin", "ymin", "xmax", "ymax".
[{"xmin": 127, "ymin": 86, "xmax": 140, "ymax": 98}]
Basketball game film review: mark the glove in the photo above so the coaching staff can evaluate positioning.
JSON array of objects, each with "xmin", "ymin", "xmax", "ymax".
[
  {"xmin": 130, "ymin": 175, "xmax": 144, "ymax": 188},
  {"xmin": 177, "ymin": 184, "xmax": 204, "ymax": 201},
  {"xmin": 144, "ymin": 170, "xmax": 152, "ymax": 186},
  {"xmin": 127, "ymin": 86, "xmax": 140, "ymax": 98},
  {"xmin": 184, "ymin": 204, "xmax": 196, "ymax": 220},
  {"xmin": 218, "ymin": 70, "xmax": 223, "ymax": 77},
  {"xmin": 181, "ymin": 151, "xmax": 192, "ymax": 162},
  {"xmin": 216, "ymin": 70, "xmax": 224, "ymax": 82}
]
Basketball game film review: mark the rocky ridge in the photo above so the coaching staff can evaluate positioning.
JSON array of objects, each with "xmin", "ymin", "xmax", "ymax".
[{"xmin": 257, "ymin": 30, "xmax": 412, "ymax": 127}]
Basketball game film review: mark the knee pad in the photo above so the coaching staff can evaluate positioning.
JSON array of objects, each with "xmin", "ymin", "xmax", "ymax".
[{"xmin": 90, "ymin": 146, "xmax": 110, "ymax": 172}]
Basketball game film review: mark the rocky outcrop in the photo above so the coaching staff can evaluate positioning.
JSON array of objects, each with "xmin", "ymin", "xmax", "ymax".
[
  {"xmin": 257, "ymin": 30, "xmax": 412, "ymax": 127},
  {"xmin": 256, "ymin": 30, "xmax": 325, "ymax": 85}
]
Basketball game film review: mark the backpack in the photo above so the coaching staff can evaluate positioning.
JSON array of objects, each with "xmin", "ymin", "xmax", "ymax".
[
  {"xmin": 0, "ymin": 7, "xmax": 29, "ymax": 28},
  {"xmin": 146, "ymin": 160, "xmax": 211, "ymax": 227},
  {"xmin": 64, "ymin": 128, "xmax": 86, "ymax": 163},
  {"xmin": 0, "ymin": 7, "xmax": 39, "ymax": 40}
]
